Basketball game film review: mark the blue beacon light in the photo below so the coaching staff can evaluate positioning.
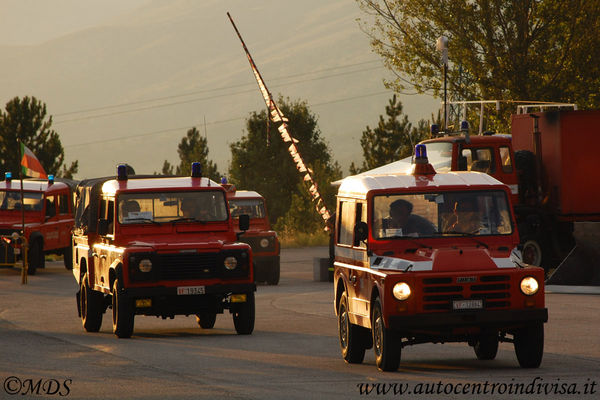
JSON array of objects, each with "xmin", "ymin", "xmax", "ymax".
[
  {"xmin": 5, "ymin": 172, "xmax": 12, "ymax": 182},
  {"xmin": 117, "ymin": 164, "xmax": 128, "ymax": 181},
  {"xmin": 191, "ymin": 162, "xmax": 202, "ymax": 178}
]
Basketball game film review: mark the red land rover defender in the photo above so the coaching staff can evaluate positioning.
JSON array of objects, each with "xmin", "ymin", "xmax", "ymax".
[
  {"xmin": 334, "ymin": 145, "xmax": 547, "ymax": 371},
  {"xmin": 72, "ymin": 163, "xmax": 255, "ymax": 338},
  {"xmin": 224, "ymin": 184, "xmax": 280, "ymax": 285},
  {"xmin": 0, "ymin": 173, "xmax": 76, "ymax": 275}
]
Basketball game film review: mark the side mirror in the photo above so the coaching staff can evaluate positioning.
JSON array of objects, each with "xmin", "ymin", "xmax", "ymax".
[
  {"xmin": 97, "ymin": 218, "xmax": 109, "ymax": 236},
  {"xmin": 354, "ymin": 221, "xmax": 368, "ymax": 245},
  {"xmin": 238, "ymin": 214, "xmax": 250, "ymax": 232}
]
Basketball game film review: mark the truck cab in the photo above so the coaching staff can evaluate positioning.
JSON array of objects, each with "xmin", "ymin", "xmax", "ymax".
[
  {"xmin": 223, "ymin": 184, "xmax": 280, "ymax": 285},
  {"xmin": 333, "ymin": 145, "xmax": 547, "ymax": 371},
  {"xmin": 0, "ymin": 173, "xmax": 76, "ymax": 274},
  {"xmin": 72, "ymin": 164, "xmax": 255, "ymax": 338}
]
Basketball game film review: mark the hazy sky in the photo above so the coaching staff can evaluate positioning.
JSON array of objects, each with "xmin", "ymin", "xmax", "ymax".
[{"xmin": 0, "ymin": 0, "xmax": 439, "ymax": 179}]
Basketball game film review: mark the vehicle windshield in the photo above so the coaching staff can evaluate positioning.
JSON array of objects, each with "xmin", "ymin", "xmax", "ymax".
[
  {"xmin": 118, "ymin": 191, "xmax": 228, "ymax": 224},
  {"xmin": 0, "ymin": 190, "xmax": 43, "ymax": 211},
  {"xmin": 422, "ymin": 142, "xmax": 453, "ymax": 172},
  {"xmin": 372, "ymin": 190, "xmax": 513, "ymax": 239},
  {"xmin": 229, "ymin": 199, "xmax": 265, "ymax": 219}
]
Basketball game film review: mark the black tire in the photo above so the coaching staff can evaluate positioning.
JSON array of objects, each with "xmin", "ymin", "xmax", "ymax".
[
  {"xmin": 80, "ymin": 275, "xmax": 103, "ymax": 332},
  {"xmin": 338, "ymin": 293, "xmax": 369, "ymax": 364},
  {"xmin": 514, "ymin": 323, "xmax": 544, "ymax": 368},
  {"xmin": 372, "ymin": 297, "xmax": 401, "ymax": 371},
  {"xmin": 522, "ymin": 238, "xmax": 543, "ymax": 266},
  {"xmin": 27, "ymin": 239, "xmax": 44, "ymax": 275},
  {"xmin": 112, "ymin": 279, "xmax": 134, "ymax": 338},
  {"xmin": 63, "ymin": 246, "xmax": 73, "ymax": 270},
  {"xmin": 233, "ymin": 292, "xmax": 255, "ymax": 335},
  {"xmin": 196, "ymin": 312, "xmax": 217, "ymax": 329},
  {"xmin": 267, "ymin": 260, "xmax": 280, "ymax": 285},
  {"xmin": 473, "ymin": 334, "xmax": 499, "ymax": 360}
]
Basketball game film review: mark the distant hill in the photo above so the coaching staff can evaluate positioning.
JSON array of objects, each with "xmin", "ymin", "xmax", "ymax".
[{"xmin": 0, "ymin": 0, "xmax": 437, "ymax": 179}]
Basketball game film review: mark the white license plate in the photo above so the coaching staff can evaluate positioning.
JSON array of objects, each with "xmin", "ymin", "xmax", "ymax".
[
  {"xmin": 177, "ymin": 286, "xmax": 205, "ymax": 295},
  {"xmin": 452, "ymin": 299, "xmax": 483, "ymax": 310}
]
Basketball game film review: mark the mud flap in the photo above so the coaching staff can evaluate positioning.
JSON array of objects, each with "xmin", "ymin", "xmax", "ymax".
[{"xmin": 546, "ymin": 222, "xmax": 600, "ymax": 285}]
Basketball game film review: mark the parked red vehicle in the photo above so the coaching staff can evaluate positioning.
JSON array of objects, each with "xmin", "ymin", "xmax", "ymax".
[
  {"xmin": 0, "ymin": 173, "xmax": 76, "ymax": 274},
  {"xmin": 408, "ymin": 109, "xmax": 600, "ymax": 274},
  {"xmin": 334, "ymin": 146, "xmax": 547, "ymax": 371},
  {"xmin": 224, "ymin": 184, "xmax": 280, "ymax": 285},
  {"xmin": 72, "ymin": 164, "xmax": 255, "ymax": 338}
]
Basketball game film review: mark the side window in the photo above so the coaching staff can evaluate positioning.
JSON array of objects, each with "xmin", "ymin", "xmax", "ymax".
[
  {"xmin": 461, "ymin": 148, "xmax": 496, "ymax": 173},
  {"xmin": 107, "ymin": 200, "xmax": 114, "ymax": 235},
  {"xmin": 337, "ymin": 201, "xmax": 355, "ymax": 246},
  {"xmin": 100, "ymin": 198, "xmax": 115, "ymax": 235},
  {"xmin": 499, "ymin": 146, "xmax": 513, "ymax": 173},
  {"xmin": 45, "ymin": 196, "xmax": 56, "ymax": 218},
  {"xmin": 353, "ymin": 202, "xmax": 367, "ymax": 248},
  {"xmin": 57, "ymin": 194, "xmax": 69, "ymax": 214}
]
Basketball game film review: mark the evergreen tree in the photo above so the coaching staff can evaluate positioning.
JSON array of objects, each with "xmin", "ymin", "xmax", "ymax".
[
  {"xmin": 229, "ymin": 97, "xmax": 341, "ymax": 230},
  {"xmin": 351, "ymin": 95, "xmax": 429, "ymax": 174},
  {"xmin": 160, "ymin": 127, "xmax": 220, "ymax": 181},
  {"xmin": 0, "ymin": 96, "xmax": 78, "ymax": 178}
]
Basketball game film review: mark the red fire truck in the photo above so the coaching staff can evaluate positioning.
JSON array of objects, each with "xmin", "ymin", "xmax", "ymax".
[
  {"xmin": 334, "ymin": 145, "xmax": 547, "ymax": 371},
  {"xmin": 72, "ymin": 164, "xmax": 255, "ymax": 338},
  {"xmin": 224, "ymin": 184, "xmax": 280, "ymax": 285},
  {"xmin": 374, "ymin": 108, "xmax": 600, "ymax": 277},
  {"xmin": 0, "ymin": 173, "xmax": 76, "ymax": 274}
]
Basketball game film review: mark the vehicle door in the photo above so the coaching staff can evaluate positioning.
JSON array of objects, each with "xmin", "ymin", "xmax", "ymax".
[
  {"xmin": 93, "ymin": 197, "xmax": 115, "ymax": 291},
  {"xmin": 336, "ymin": 200, "xmax": 370, "ymax": 325},
  {"xmin": 41, "ymin": 194, "xmax": 60, "ymax": 250}
]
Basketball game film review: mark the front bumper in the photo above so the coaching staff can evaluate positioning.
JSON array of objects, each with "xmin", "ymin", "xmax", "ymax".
[
  {"xmin": 388, "ymin": 308, "xmax": 548, "ymax": 332},
  {"xmin": 121, "ymin": 282, "xmax": 256, "ymax": 317}
]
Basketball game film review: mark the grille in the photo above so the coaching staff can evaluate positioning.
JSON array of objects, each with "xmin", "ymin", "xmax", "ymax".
[
  {"xmin": 420, "ymin": 274, "xmax": 511, "ymax": 312},
  {"xmin": 157, "ymin": 252, "xmax": 220, "ymax": 280}
]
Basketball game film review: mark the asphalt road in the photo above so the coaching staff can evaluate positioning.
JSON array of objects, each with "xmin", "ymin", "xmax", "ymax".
[{"xmin": 1, "ymin": 247, "xmax": 599, "ymax": 400}]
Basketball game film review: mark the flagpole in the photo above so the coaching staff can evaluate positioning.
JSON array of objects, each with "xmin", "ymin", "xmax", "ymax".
[{"xmin": 17, "ymin": 138, "xmax": 28, "ymax": 283}]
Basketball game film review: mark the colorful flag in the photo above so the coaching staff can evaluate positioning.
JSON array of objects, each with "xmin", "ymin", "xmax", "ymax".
[{"xmin": 20, "ymin": 143, "xmax": 47, "ymax": 179}]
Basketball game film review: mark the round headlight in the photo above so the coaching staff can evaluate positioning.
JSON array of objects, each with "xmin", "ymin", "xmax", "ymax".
[
  {"xmin": 392, "ymin": 282, "xmax": 411, "ymax": 301},
  {"xmin": 138, "ymin": 259, "xmax": 152, "ymax": 273},
  {"xmin": 11, "ymin": 231, "xmax": 19, "ymax": 240},
  {"xmin": 260, "ymin": 238, "xmax": 269, "ymax": 248},
  {"xmin": 224, "ymin": 256, "xmax": 238, "ymax": 270},
  {"xmin": 520, "ymin": 276, "xmax": 539, "ymax": 296}
]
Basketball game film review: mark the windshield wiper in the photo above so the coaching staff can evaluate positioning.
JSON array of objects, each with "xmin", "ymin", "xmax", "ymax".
[
  {"xmin": 124, "ymin": 218, "xmax": 160, "ymax": 225},
  {"xmin": 441, "ymin": 230, "xmax": 489, "ymax": 248},
  {"xmin": 170, "ymin": 217, "xmax": 206, "ymax": 224}
]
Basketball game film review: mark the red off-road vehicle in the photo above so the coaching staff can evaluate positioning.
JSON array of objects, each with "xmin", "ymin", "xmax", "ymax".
[
  {"xmin": 72, "ymin": 164, "xmax": 255, "ymax": 338},
  {"xmin": 224, "ymin": 184, "xmax": 280, "ymax": 285},
  {"xmin": 334, "ymin": 146, "xmax": 547, "ymax": 371},
  {"xmin": 0, "ymin": 173, "xmax": 76, "ymax": 275}
]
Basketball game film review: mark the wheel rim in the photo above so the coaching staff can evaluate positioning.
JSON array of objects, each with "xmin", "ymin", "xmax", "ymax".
[
  {"xmin": 373, "ymin": 309, "xmax": 383, "ymax": 357},
  {"xmin": 522, "ymin": 240, "xmax": 542, "ymax": 265},
  {"xmin": 339, "ymin": 304, "xmax": 349, "ymax": 350}
]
